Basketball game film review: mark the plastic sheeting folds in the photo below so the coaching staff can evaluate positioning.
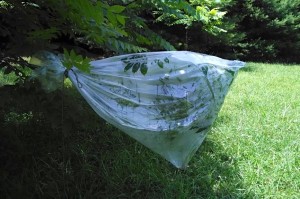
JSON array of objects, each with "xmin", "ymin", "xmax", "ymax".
[{"xmin": 33, "ymin": 51, "xmax": 245, "ymax": 168}]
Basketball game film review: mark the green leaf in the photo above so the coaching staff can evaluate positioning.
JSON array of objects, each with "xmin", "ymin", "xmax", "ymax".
[
  {"xmin": 70, "ymin": 50, "xmax": 76, "ymax": 59},
  {"xmin": 132, "ymin": 63, "xmax": 140, "ymax": 73},
  {"xmin": 77, "ymin": 55, "xmax": 83, "ymax": 62},
  {"xmin": 140, "ymin": 63, "xmax": 148, "ymax": 75},
  {"xmin": 76, "ymin": 60, "xmax": 90, "ymax": 73},
  {"xmin": 62, "ymin": 49, "xmax": 91, "ymax": 73},
  {"xmin": 109, "ymin": 5, "xmax": 125, "ymax": 13},
  {"xmin": 136, "ymin": 34, "xmax": 152, "ymax": 45},
  {"xmin": 114, "ymin": 26, "xmax": 128, "ymax": 36},
  {"xmin": 157, "ymin": 60, "xmax": 164, "ymax": 68},
  {"xmin": 107, "ymin": 11, "xmax": 117, "ymax": 26},
  {"xmin": 63, "ymin": 49, "xmax": 69, "ymax": 59},
  {"xmin": 202, "ymin": 67, "xmax": 208, "ymax": 75},
  {"xmin": 116, "ymin": 15, "xmax": 126, "ymax": 26},
  {"xmin": 124, "ymin": 63, "xmax": 133, "ymax": 71},
  {"xmin": 28, "ymin": 28, "xmax": 58, "ymax": 40}
]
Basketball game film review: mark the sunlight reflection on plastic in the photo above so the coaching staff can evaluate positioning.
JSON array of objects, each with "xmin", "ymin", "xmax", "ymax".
[{"xmin": 179, "ymin": 70, "xmax": 186, "ymax": 74}]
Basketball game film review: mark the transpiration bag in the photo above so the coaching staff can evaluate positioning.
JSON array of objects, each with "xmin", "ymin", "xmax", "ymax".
[{"xmin": 34, "ymin": 51, "xmax": 245, "ymax": 168}]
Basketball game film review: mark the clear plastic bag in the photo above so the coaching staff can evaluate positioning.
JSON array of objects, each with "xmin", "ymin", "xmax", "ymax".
[
  {"xmin": 33, "ymin": 51, "xmax": 245, "ymax": 168},
  {"xmin": 31, "ymin": 51, "xmax": 65, "ymax": 92}
]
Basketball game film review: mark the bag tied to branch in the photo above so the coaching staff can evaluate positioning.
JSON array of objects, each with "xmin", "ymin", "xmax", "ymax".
[{"xmin": 32, "ymin": 51, "xmax": 245, "ymax": 168}]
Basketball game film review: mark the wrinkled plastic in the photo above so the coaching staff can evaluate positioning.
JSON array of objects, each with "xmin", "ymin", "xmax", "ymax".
[
  {"xmin": 33, "ymin": 51, "xmax": 245, "ymax": 168},
  {"xmin": 31, "ymin": 51, "xmax": 65, "ymax": 92}
]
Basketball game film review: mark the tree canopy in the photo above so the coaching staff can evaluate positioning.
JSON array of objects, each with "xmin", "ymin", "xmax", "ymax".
[
  {"xmin": 0, "ymin": 0, "xmax": 226, "ymax": 77},
  {"xmin": 1, "ymin": 0, "xmax": 299, "ymax": 80},
  {"xmin": 185, "ymin": 0, "xmax": 300, "ymax": 63}
]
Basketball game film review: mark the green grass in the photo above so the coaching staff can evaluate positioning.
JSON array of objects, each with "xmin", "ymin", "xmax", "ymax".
[{"xmin": 0, "ymin": 62, "xmax": 299, "ymax": 198}]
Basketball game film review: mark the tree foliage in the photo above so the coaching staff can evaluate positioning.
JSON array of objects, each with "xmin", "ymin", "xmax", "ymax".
[
  {"xmin": 239, "ymin": 0, "xmax": 300, "ymax": 62},
  {"xmin": 0, "ymin": 0, "xmax": 226, "ymax": 78},
  {"xmin": 185, "ymin": 0, "xmax": 300, "ymax": 63}
]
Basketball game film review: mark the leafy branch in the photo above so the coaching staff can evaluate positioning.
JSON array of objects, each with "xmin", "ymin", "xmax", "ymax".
[{"xmin": 62, "ymin": 49, "xmax": 91, "ymax": 73}]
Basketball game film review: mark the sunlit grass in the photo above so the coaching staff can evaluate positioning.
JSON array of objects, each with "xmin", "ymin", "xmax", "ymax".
[
  {"xmin": 0, "ymin": 62, "xmax": 299, "ymax": 198},
  {"xmin": 211, "ymin": 62, "xmax": 300, "ymax": 198}
]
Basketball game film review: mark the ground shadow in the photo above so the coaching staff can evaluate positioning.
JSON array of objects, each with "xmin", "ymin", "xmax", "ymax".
[{"xmin": 0, "ymin": 82, "xmax": 256, "ymax": 198}]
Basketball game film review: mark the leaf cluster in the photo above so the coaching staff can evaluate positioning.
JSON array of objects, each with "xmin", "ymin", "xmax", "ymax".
[
  {"xmin": 63, "ymin": 49, "xmax": 91, "ymax": 73},
  {"xmin": 121, "ymin": 54, "xmax": 170, "ymax": 75},
  {"xmin": 154, "ymin": 0, "xmax": 227, "ymax": 34}
]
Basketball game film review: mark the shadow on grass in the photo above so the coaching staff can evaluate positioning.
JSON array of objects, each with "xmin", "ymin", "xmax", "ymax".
[{"xmin": 0, "ymin": 82, "xmax": 256, "ymax": 198}]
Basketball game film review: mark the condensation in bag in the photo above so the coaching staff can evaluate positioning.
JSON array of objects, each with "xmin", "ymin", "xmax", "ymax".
[{"xmin": 34, "ymin": 51, "xmax": 245, "ymax": 168}]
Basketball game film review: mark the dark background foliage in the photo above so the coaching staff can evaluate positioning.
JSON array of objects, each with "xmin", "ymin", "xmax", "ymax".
[{"xmin": 185, "ymin": 0, "xmax": 300, "ymax": 63}]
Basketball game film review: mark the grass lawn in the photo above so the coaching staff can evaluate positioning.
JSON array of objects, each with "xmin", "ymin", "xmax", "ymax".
[{"xmin": 0, "ymin": 62, "xmax": 299, "ymax": 198}]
